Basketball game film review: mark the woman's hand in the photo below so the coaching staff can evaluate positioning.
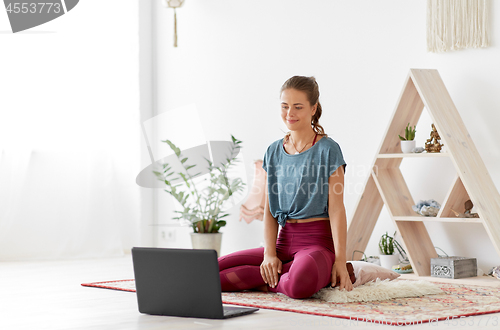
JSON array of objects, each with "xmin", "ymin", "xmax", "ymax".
[
  {"xmin": 260, "ymin": 255, "xmax": 282, "ymax": 288},
  {"xmin": 331, "ymin": 262, "xmax": 354, "ymax": 291}
]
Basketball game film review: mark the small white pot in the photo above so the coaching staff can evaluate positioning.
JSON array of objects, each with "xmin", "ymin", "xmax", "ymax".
[
  {"xmin": 379, "ymin": 254, "xmax": 400, "ymax": 270},
  {"xmin": 400, "ymin": 140, "xmax": 416, "ymax": 153},
  {"xmin": 190, "ymin": 232, "xmax": 222, "ymax": 258}
]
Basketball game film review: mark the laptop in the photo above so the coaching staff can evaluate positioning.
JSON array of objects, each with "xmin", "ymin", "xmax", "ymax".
[{"xmin": 131, "ymin": 247, "xmax": 259, "ymax": 319}]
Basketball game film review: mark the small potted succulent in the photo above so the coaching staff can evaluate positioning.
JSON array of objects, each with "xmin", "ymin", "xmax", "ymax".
[
  {"xmin": 379, "ymin": 231, "xmax": 405, "ymax": 270},
  {"xmin": 398, "ymin": 123, "xmax": 416, "ymax": 153},
  {"xmin": 153, "ymin": 135, "xmax": 245, "ymax": 257}
]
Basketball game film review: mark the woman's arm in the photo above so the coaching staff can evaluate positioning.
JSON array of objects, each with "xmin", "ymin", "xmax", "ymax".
[
  {"xmin": 328, "ymin": 165, "xmax": 353, "ymax": 291},
  {"xmin": 260, "ymin": 177, "xmax": 282, "ymax": 288}
]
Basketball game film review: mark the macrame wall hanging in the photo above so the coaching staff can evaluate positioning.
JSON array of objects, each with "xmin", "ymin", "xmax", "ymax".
[
  {"xmin": 427, "ymin": 0, "xmax": 490, "ymax": 52},
  {"xmin": 162, "ymin": 0, "xmax": 185, "ymax": 47}
]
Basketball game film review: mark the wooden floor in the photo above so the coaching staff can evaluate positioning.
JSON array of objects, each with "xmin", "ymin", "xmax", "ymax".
[{"xmin": 2, "ymin": 255, "xmax": 500, "ymax": 330}]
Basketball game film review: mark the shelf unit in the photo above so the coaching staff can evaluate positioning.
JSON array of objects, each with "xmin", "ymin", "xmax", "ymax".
[{"xmin": 346, "ymin": 69, "xmax": 500, "ymax": 276}]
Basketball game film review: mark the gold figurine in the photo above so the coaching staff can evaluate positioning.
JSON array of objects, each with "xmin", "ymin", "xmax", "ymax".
[{"xmin": 425, "ymin": 123, "xmax": 444, "ymax": 153}]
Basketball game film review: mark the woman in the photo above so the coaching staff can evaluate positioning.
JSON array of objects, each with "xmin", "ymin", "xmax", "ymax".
[{"xmin": 218, "ymin": 75, "xmax": 354, "ymax": 299}]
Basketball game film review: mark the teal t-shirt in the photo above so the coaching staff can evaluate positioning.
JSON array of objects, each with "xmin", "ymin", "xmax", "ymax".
[{"xmin": 262, "ymin": 135, "xmax": 347, "ymax": 227}]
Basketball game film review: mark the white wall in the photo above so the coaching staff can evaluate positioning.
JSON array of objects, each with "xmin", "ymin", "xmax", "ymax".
[
  {"xmin": 149, "ymin": 0, "xmax": 500, "ymax": 272},
  {"xmin": 139, "ymin": 0, "xmax": 156, "ymax": 248},
  {"xmin": 0, "ymin": 1, "xmax": 143, "ymax": 259}
]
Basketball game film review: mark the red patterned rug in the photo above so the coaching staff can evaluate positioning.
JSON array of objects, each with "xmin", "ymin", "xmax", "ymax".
[{"xmin": 82, "ymin": 279, "xmax": 500, "ymax": 326}]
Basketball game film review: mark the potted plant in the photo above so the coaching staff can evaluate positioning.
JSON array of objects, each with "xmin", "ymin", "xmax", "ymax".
[
  {"xmin": 153, "ymin": 135, "xmax": 245, "ymax": 257},
  {"xmin": 398, "ymin": 123, "xmax": 416, "ymax": 153},
  {"xmin": 379, "ymin": 231, "xmax": 405, "ymax": 270}
]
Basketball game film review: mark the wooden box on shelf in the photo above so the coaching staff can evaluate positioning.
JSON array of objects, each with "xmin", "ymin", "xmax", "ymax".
[{"xmin": 431, "ymin": 257, "xmax": 477, "ymax": 279}]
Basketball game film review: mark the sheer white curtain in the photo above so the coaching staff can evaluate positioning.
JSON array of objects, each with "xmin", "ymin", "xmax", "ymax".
[{"xmin": 0, "ymin": 1, "xmax": 140, "ymax": 260}]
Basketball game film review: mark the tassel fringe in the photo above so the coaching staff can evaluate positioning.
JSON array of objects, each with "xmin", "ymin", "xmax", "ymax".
[
  {"xmin": 427, "ymin": 0, "xmax": 490, "ymax": 52},
  {"xmin": 174, "ymin": 8, "xmax": 178, "ymax": 47}
]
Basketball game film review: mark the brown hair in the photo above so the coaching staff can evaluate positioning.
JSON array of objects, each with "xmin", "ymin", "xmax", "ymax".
[{"xmin": 280, "ymin": 76, "xmax": 327, "ymax": 143}]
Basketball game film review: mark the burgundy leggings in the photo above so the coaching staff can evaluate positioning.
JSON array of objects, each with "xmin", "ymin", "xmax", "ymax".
[{"xmin": 218, "ymin": 220, "xmax": 336, "ymax": 299}]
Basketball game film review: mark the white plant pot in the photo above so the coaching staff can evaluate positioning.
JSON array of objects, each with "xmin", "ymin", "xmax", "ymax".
[
  {"xmin": 400, "ymin": 140, "xmax": 416, "ymax": 153},
  {"xmin": 379, "ymin": 254, "xmax": 400, "ymax": 270},
  {"xmin": 190, "ymin": 232, "xmax": 222, "ymax": 258}
]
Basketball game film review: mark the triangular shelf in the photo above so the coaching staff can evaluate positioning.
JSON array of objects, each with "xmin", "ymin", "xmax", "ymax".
[
  {"xmin": 347, "ymin": 69, "xmax": 500, "ymax": 276},
  {"xmin": 438, "ymin": 174, "xmax": 473, "ymax": 218}
]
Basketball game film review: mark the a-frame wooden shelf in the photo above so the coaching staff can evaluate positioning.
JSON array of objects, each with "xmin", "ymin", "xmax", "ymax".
[{"xmin": 347, "ymin": 69, "xmax": 500, "ymax": 276}]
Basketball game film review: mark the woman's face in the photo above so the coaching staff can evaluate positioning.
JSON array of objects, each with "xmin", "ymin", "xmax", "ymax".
[{"xmin": 280, "ymin": 88, "xmax": 317, "ymax": 131}]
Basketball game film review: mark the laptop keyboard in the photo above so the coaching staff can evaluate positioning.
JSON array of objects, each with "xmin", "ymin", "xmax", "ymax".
[
  {"xmin": 223, "ymin": 306, "xmax": 256, "ymax": 318},
  {"xmin": 224, "ymin": 309, "xmax": 241, "ymax": 316}
]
